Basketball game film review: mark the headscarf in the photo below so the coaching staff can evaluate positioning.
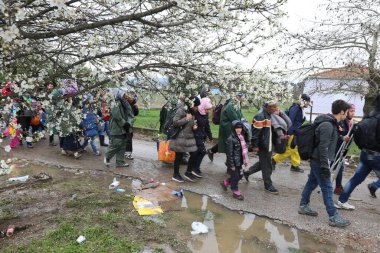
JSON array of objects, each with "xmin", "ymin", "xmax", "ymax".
[{"xmin": 198, "ymin": 97, "xmax": 213, "ymax": 115}]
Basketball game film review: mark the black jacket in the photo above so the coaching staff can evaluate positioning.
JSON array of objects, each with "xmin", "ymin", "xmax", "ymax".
[
  {"xmin": 251, "ymin": 109, "xmax": 274, "ymax": 152},
  {"xmin": 226, "ymin": 130, "xmax": 243, "ymax": 168},
  {"xmin": 193, "ymin": 112, "xmax": 212, "ymax": 143},
  {"xmin": 311, "ymin": 114, "xmax": 338, "ymax": 169}
]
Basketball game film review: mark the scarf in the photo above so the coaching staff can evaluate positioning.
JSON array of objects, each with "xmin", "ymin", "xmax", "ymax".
[{"xmin": 238, "ymin": 134, "xmax": 249, "ymax": 167}]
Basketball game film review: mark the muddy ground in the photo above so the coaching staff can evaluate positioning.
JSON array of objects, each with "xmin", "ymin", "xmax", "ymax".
[{"xmin": 0, "ymin": 135, "xmax": 379, "ymax": 252}]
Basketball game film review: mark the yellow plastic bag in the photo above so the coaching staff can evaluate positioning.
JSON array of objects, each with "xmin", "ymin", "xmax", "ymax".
[
  {"xmin": 158, "ymin": 140, "xmax": 175, "ymax": 163},
  {"xmin": 133, "ymin": 196, "xmax": 163, "ymax": 216}
]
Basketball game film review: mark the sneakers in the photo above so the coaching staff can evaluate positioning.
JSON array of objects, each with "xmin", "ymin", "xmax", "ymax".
[
  {"xmin": 329, "ymin": 212, "xmax": 351, "ymax": 227},
  {"xmin": 61, "ymin": 149, "xmax": 68, "ymax": 155},
  {"xmin": 368, "ymin": 184, "xmax": 377, "ymax": 198},
  {"xmin": 220, "ymin": 180, "xmax": 229, "ymax": 191},
  {"xmin": 232, "ymin": 191, "xmax": 244, "ymax": 201},
  {"xmin": 27, "ymin": 142, "xmax": 34, "ymax": 148},
  {"xmin": 172, "ymin": 174, "xmax": 185, "ymax": 183},
  {"xmin": 298, "ymin": 204, "xmax": 318, "ymax": 216},
  {"xmin": 116, "ymin": 163, "xmax": 129, "ymax": 168},
  {"xmin": 125, "ymin": 153, "xmax": 134, "ymax": 160},
  {"xmin": 192, "ymin": 169, "xmax": 202, "ymax": 178},
  {"xmin": 103, "ymin": 157, "xmax": 111, "ymax": 166},
  {"xmin": 184, "ymin": 172, "xmax": 196, "ymax": 182},
  {"xmin": 207, "ymin": 149, "xmax": 214, "ymax": 162},
  {"xmin": 290, "ymin": 165, "xmax": 304, "ymax": 173},
  {"xmin": 265, "ymin": 185, "xmax": 279, "ymax": 195},
  {"xmin": 334, "ymin": 185, "xmax": 343, "ymax": 195},
  {"xmin": 49, "ymin": 142, "xmax": 57, "ymax": 146},
  {"xmin": 95, "ymin": 151, "xmax": 101, "ymax": 156},
  {"xmin": 335, "ymin": 200, "xmax": 355, "ymax": 210},
  {"xmin": 73, "ymin": 152, "xmax": 81, "ymax": 159}
]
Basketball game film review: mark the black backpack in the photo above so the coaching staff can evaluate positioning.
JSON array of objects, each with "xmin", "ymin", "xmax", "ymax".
[
  {"xmin": 297, "ymin": 119, "xmax": 334, "ymax": 160},
  {"xmin": 212, "ymin": 103, "xmax": 223, "ymax": 125},
  {"xmin": 353, "ymin": 112, "xmax": 380, "ymax": 150},
  {"xmin": 162, "ymin": 110, "xmax": 182, "ymax": 139}
]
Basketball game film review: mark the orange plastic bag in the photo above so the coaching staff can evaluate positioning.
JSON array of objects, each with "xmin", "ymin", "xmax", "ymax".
[{"xmin": 158, "ymin": 140, "xmax": 175, "ymax": 163}]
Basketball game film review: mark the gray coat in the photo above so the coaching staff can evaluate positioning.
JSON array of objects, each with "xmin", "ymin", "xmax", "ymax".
[
  {"xmin": 311, "ymin": 114, "xmax": 338, "ymax": 169},
  {"xmin": 169, "ymin": 101, "xmax": 197, "ymax": 153}
]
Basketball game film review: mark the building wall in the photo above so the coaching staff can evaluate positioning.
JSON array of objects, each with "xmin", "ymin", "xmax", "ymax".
[{"xmin": 303, "ymin": 78, "xmax": 366, "ymax": 120}]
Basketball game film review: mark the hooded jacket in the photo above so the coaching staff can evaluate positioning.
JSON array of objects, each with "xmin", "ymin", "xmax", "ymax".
[
  {"xmin": 109, "ymin": 91, "xmax": 134, "ymax": 136},
  {"xmin": 311, "ymin": 114, "xmax": 338, "ymax": 169},
  {"xmin": 168, "ymin": 101, "xmax": 197, "ymax": 153},
  {"xmin": 287, "ymin": 103, "xmax": 305, "ymax": 135},
  {"xmin": 226, "ymin": 121, "xmax": 244, "ymax": 168}
]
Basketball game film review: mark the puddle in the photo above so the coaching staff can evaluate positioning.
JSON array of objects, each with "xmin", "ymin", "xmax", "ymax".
[{"xmin": 164, "ymin": 191, "xmax": 357, "ymax": 253}]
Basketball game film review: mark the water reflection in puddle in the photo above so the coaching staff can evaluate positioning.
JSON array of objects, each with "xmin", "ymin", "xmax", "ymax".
[{"xmin": 174, "ymin": 191, "xmax": 356, "ymax": 253}]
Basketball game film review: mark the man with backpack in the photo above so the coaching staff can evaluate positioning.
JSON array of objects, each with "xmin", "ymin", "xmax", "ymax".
[
  {"xmin": 272, "ymin": 94, "xmax": 311, "ymax": 173},
  {"xmin": 298, "ymin": 100, "xmax": 351, "ymax": 227},
  {"xmin": 244, "ymin": 101, "xmax": 279, "ymax": 194},
  {"xmin": 336, "ymin": 93, "xmax": 380, "ymax": 209}
]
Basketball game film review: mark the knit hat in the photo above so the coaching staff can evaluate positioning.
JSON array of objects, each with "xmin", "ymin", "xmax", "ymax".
[
  {"xmin": 198, "ymin": 97, "xmax": 213, "ymax": 115},
  {"xmin": 187, "ymin": 95, "xmax": 201, "ymax": 108},
  {"xmin": 233, "ymin": 120, "xmax": 243, "ymax": 129}
]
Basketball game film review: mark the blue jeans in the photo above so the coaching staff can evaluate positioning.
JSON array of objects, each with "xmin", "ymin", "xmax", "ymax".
[
  {"xmin": 82, "ymin": 136, "xmax": 99, "ymax": 154},
  {"xmin": 370, "ymin": 179, "xmax": 380, "ymax": 190},
  {"xmin": 335, "ymin": 165, "xmax": 344, "ymax": 187},
  {"xmin": 300, "ymin": 160, "xmax": 336, "ymax": 217},
  {"xmin": 339, "ymin": 150, "xmax": 380, "ymax": 203},
  {"xmin": 98, "ymin": 121, "xmax": 110, "ymax": 138}
]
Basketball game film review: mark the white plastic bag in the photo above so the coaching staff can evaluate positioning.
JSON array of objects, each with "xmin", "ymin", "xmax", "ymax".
[
  {"xmin": 8, "ymin": 175, "xmax": 29, "ymax": 182},
  {"xmin": 109, "ymin": 178, "xmax": 120, "ymax": 190},
  {"xmin": 191, "ymin": 222, "xmax": 208, "ymax": 235}
]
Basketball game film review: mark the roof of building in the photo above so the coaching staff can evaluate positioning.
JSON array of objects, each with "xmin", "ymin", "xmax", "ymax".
[{"xmin": 308, "ymin": 64, "xmax": 369, "ymax": 80}]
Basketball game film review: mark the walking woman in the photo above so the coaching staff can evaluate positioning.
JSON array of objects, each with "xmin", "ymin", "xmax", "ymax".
[{"xmin": 170, "ymin": 96, "xmax": 200, "ymax": 182}]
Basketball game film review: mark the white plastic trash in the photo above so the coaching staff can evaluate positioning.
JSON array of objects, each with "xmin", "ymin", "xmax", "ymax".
[
  {"xmin": 8, "ymin": 175, "xmax": 29, "ymax": 182},
  {"xmin": 191, "ymin": 222, "xmax": 208, "ymax": 235},
  {"xmin": 76, "ymin": 235, "xmax": 86, "ymax": 243},
  {"xmin": 109, "ymin": 178, "xmax": 120, "ymax": 190}
]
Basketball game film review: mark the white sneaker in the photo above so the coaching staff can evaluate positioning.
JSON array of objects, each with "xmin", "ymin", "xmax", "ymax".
[
  {"xmin": 73, "ymin": 152, "xmax": 81, "ymax": 159},
  {"xmin": 61, "ymin": 149, "xmax": 67, "ymax": 155},
  {"xmin": 335, "ymin": 200, "xmax": 355, "ymax": 210}
]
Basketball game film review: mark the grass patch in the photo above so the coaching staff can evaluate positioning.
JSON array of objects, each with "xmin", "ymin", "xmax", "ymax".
[{"xmin": 3, "ymin": 221, "xmax": 142, "ymax": 253}]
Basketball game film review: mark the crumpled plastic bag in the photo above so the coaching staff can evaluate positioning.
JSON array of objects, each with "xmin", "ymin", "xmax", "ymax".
[{"xmin": 191, "ymin": 222, "xmax": 208, "ymax": 235}]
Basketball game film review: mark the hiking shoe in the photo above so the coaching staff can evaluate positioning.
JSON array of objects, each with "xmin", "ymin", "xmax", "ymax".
[
  {"xmin": 243, "ymin": 172, "xmax": 250, "ymax": 182},
  {"xmin": 334, "ymin": 185, "xmax": 343, "ymax": 195},
  {"xmin": 329, "ymin": 213, "xmax": 351, "ymax": 227},
  {"xmin": 368, "ymin": 184, "xmax": 377, "ymax": 198},
  {"xmin": 192, "ymin": 170, "xmax": 202, "ymax": 178},
  {"xmin": 184, "ymin": 172, "xmax": 196, "ymax": 182},
  {"xmin": 265, "ymin": 185, "xmax": 279, "ymax": 195},
  {"xmin": 172, "ymin": 174, "xmax": 185, "ymax": 183},
  {"xmin": 73, "ymin": 152, "xmax": 81, "ymax": 159},
  {"xmin": 233, "ymin": 192, "xmax": 244, "ymax": 201},
  {"xmin": 335, "ymin": 200, "xmax": 355, "ymax": 210},
  {"xmin": 116, "ymin": 163, "xmax": 129, "ymax": 168},
  {"xmin": 290, "ymin": 166, "xmax": 304, "ymax": 173},
  {"xmin": 103, "ymin": 157, "xmax": 111, "ymax": 166},
  {"xmin": 125, "ymin": 153, "xmax": 134, "ymax": 160},
  {"xmin": 207, "ymin": 149, "xmax": 214, "ymax": 162},
  {"xmin": 298, "ymin": 204, "xmax": 318, "ymax": 216}
]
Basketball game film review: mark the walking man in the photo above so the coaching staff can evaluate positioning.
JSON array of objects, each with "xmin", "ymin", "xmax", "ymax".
[
  {"xmin": 272, "ymin": 94, "xmax": 311, "ymax": 173},
  {"xmin": 298, "ymin": 100, "xmax": 351, "ymax": 227},
  {"xmin": 244, "ymin": 101, "xmax": 279, "ymax": 194},
  {"xmin": 336, "ymin": 93, "xmax": 380, "ymax": 209}
]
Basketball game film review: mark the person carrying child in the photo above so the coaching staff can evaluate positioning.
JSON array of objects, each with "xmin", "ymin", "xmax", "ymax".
[{"xmin": 221, "ymin": 120, "xmax": 249, "ymax": 200}]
